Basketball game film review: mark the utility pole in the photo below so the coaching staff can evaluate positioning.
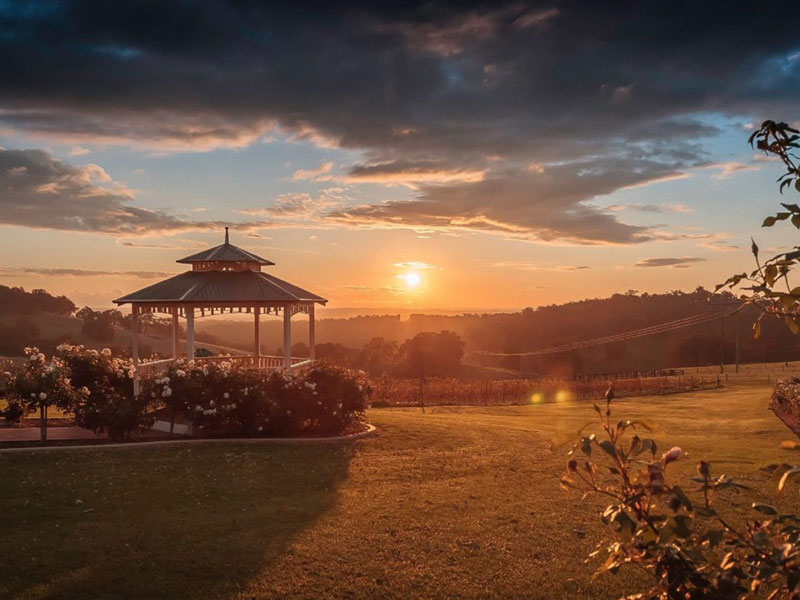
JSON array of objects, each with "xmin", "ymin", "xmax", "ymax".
[
  {"xmin": 719, "ymin": 315, "xmax": 724, "ymax": 374},
  {"xmin": 709, "ymin": 299, "xmax": 742, "ymax": 374},
  {"xmin": 735, "ymin": 311, "xmax": 740, "ymax": 374}
]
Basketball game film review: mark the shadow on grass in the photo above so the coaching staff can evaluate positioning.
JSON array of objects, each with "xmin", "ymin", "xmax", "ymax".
[{"xmin": 0, "ymin": 442, "xmax": 354, "ymax": 600}]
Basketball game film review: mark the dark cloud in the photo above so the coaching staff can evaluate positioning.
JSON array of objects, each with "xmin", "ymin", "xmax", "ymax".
[
  {"xmin": 346, "ymin": 159, "xmax": 485, "ymax": 184},
  {"xmin": 634, "ymin": 257, "xmax": 706, "ymax": 268},
  {"xmin": 0, "ymin": 148, "xmax": 269, "ymax": 235},
  {"xmin": 328, "ymin": 158, "xmax": 687, "ymax": 244},
  {"xmin": 0, "ymin": 1, "xmax": 798, "ymax": 240},
  {"xmin": 1, "ymin": 1, "xmax": 797, "ymax": 156}
]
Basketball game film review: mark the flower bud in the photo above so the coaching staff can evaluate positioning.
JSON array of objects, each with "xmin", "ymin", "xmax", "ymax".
[{"xmin": 662, "ymin": 446, "xmax": 682, "ymax": 466}]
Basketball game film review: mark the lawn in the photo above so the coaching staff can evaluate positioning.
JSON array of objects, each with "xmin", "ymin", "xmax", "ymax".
[{"xmin": 1, "ymin": 383, "xmax": 798, "ymax": 599}]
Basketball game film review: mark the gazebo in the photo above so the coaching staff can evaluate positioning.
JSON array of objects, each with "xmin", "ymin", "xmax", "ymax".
[{"xmin": 114, "ymin": 228, "xmax": 326, "ymax": 393}]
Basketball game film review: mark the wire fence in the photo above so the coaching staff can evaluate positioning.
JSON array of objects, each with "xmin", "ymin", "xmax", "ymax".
[{"xmin": 370, "ymin": 373, "xmax": 722, "ymax": 408}]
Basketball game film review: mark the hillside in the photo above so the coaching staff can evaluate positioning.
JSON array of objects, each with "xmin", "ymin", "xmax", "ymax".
[
  {"xmin": 0, "ymin": 313, "xmax": 174, "ymax": 357},
  {"xmin": 4, "ymin": 286, "xmax": 799, "ymax": 376},
  {"xmin": 195, "ymin": 288, "xmax": 800, "ymax": 376}
]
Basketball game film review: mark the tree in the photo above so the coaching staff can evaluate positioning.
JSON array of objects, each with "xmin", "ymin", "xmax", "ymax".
[
  {"xmin": 313, "ymin": 342, "xmax": 359, "ymax": 366},
  {"xmin": 396, "ymin": 330, "xmax": 464, "ymax": 378},
  {"xmin": 77, "ymin": 307, "xmax": 120, "ymax": 342},
  {"xmin": 291, "ymin": 342, "xmax": 310, "ymax": 358},
  {"xmin": 358, "ymin": 337, "xmax": 398, "ymax": 374},
  {"xmin": 0, "ymin": 285, "xmax": 75, "ymax": 315},
  {"xmin": 718, "ymin": 120, "xmax": 800, "ymax": 337}
]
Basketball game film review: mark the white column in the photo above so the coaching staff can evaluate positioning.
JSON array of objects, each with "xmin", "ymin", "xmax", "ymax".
[
  {"xmin": 186, "ymin": 307, "xmax": 195, "ymax": 359},
  {"xmin": 308, "ymin": 304, "xmax": 315, "ymax": 360},
  {"xmin": 131, "ymin": 305, "xmax": 140, "ymax": 396},
  {"xmin": 283, "ymin": 304, "xmax": 292, "ymax": 368},
  {"xmin": 171, "ymin": 307, "xmax": 179, "ymax": 359},
  {"xmin": 254, "ymin": 306, "xmax": 261, "ymax": 362}
]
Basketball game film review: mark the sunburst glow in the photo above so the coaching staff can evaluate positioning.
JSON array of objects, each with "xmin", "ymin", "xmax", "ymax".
[{"xmin": 400, "ymin": 272, "xmax": 421, "ymax": 289}]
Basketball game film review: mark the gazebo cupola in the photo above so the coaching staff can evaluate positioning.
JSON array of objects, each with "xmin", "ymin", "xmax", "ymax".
[
  {"xmin": 177, "ymin": 227, "xmax": 274, "ymax": 272},
  {"xmin": 114, "ymin": 228, "xmax": 326, "ymax": 393}
]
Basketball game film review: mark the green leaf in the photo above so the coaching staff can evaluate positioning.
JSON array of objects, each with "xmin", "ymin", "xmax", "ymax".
[
  {"xmin": 787, "ymin": 316, "xmax": 799, "ymax": 335},
  {"xmin": 778, "ymin": 467, "xmax": 800, "ymax": 491},
  {"xmin": 705, "ymin": 529, "xmax": 725, "ymax": 547},
  {"xmin": 672, "ymin": 515, "xmax": 692, "ymax": 538},
  {"xmin": 779, "ymin": 294, "xmax": 798, "ymax": 310},
  {"xmin": 671, "ymin": 485, "xmax": 693, "ymax": 512},
  {"xmin": 598, "ymin": 439, "xmax": 617, "ymax": 459},
  {"xmin": 765, "ymin": 264, "xmax": 779, "ymax": 286},
  {"xmin": 752, "ymin": 503, "xmax": 778, "ymax": 515}
]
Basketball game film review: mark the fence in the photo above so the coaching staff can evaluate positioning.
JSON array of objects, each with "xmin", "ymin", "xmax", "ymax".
[
  {"xmin": 575, "ymin": 369, "xmax": 685, "ymax": 381},
  {"xmin": 370, "ymin": 373, "xmax": 722, "ymax": 408}
]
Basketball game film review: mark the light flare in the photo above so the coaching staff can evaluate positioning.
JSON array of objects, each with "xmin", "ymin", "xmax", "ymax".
[{"xmin": 399, "ymin": 272, "xmax": 421, "ymax": 289}]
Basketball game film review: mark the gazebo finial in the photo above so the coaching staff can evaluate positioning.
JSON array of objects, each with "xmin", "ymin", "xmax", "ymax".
[{"xmin": 224, "ymin": 226, "xmax": 229, "ymax": 244}]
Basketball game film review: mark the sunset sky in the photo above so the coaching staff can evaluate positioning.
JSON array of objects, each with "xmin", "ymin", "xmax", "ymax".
[{"xmin": 1, "ymin": 2, "xmax": 799, "ymax": 311}]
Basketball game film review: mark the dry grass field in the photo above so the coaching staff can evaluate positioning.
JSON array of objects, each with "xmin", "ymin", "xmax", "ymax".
[{"xmin": 1, "ymin": 382, "xmax": 798, "ymax": 599}]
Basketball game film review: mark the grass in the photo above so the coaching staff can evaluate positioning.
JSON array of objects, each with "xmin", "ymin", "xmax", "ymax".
[{"xmin": 1, "ymin": 383, "xmax": 798, "ymax": 599}]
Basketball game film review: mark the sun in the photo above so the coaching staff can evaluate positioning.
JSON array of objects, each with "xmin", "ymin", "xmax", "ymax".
[{"xmin": 401, "ymin": 272, "xmax": 421, "ymax": 289}]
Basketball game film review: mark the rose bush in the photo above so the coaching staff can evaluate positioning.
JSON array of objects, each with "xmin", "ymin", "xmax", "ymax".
[
  {"xmin": 0, "ymin": 368, "xmax": 24, "ymax": 425},
  {"xmin": 55, "ymin": 344, "xmax": 153, "ymax": 440},
  {"xmin": 5, "ymin": 347, "xmax": 81, "ymax": 441},
  {"xmin": 4, "ymin": 345, "xmax": 370, "ymax": 440},
  {"xmin": 559, "ymin": 388, "xmax": 800, "ymax": 599},
  {"xmin": 142, "ymin": 359, "xmax": 370, "ymax": 436}
]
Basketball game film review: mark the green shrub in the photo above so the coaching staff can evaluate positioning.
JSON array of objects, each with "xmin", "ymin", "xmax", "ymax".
[
  {"xmin": 10, "ymin": 347, "xmax": 80, "ymax": 414},
  {"xmin": 142, "ymin": 359, "xmax": 370, "ymax": 437},
  {"xmin": 559, "ymin": 390, "xmax": 800, "ymax": 599},
  {"xmin": 56, "ymin": 344, "xmax": 153, "ymax": 440}
]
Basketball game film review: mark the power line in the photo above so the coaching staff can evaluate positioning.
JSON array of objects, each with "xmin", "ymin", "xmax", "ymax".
[{"xmin": 473, "ymin": 308, "xmax": 741, "ymax": 358}]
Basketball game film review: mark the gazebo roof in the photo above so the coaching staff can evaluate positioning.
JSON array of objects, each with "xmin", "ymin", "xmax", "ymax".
[
  {"xmin": 114, "ymin": 271, "xmax": 326, "ymax": 305},
  {"xmin": 114, "ymin": 229, "xmax": 326, "ymax": 306},
  {"xmin": 176, "ymin": 228, "xmax": 274, "ymax": 265}
]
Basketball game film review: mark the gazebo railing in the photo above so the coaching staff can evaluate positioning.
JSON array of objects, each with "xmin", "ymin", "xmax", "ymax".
[
  {"xmin": 136, "ymin": 358, "xmax": 178, "ymax": 379},
  {"xmin": 134, "ymin": 355, "xmax": 309, "ymax": 384},
  {"xmin": 194, "ymin": 355, "xmax": 309, "ymax": 369}
]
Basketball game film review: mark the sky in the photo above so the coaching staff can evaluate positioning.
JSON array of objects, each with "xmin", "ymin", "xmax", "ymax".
[{"xmin": 1, "ymin": 1, "xmax": 799, "ymax": 311}]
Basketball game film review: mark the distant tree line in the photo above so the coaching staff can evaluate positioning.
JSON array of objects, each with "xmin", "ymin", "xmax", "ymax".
[
  {"xmin": 276, "ymin": 330, "xmax": 466, "ymax": 378},
  {"xmin": 4, "ymin": 282, "xmax": 800, "ymax": 374},
  {"xmin": 0, "ymin": 285, "xmax": 75, "ymax": 315}
]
